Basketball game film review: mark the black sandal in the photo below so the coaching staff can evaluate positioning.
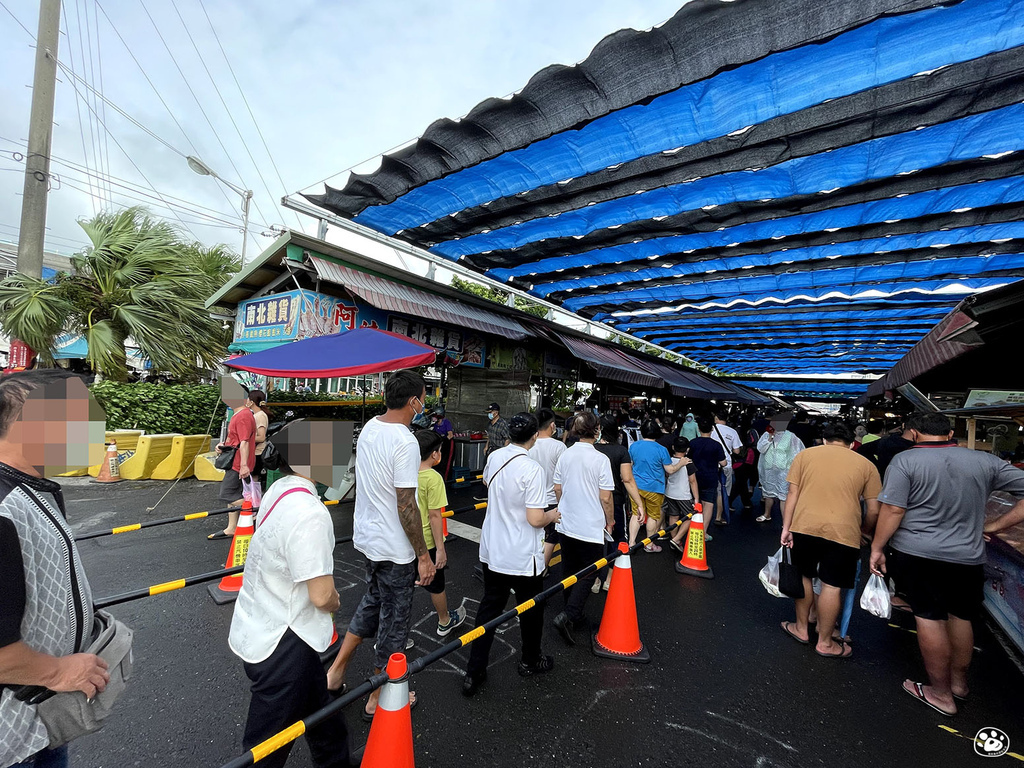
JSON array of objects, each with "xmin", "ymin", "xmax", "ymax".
[{"xmin": 207, "ymin": 531, "xmax": 232, "ymax": 540}]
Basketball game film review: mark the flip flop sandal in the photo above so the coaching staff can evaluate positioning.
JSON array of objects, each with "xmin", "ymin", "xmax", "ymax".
[
  {"xmin": 207, "ymin": 531, "xmax": 232, "ymax": 540},
  {"xmin": 327, "ymin": 683, "xmax": 348, "ymax": 698},
  {"xmin": 902, "ymin": 680, "xmax": 955, "ymax": 716},
  {"xmin": 815, "ymin": 641, "xmax": 853, "ymax": 659},
  {"xmin": 953, "ymin": 691, "xmax": 969, "ymax": 702},
  {"xmin": 362, "ymin": 693, "xmax": 418, "ymax": 721},
  {"xmin": 780, "ymin": 621, "xmax": 809, "ymax": 645},
  {"xmin": 755, "ymin": 515, "xmax": 772, "ymax": 523}
]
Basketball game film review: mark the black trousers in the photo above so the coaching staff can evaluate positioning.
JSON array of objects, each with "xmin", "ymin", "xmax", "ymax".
[
  {"xmin": 242, "ymin": 629, "xmax": 354, "ymax": 768},
  {"xmin": 731, "ymin": 462, "xmax": 757, "ymax": 508},
  {"xmin": 560, "ymin": 535, "xmax": 604, "ymax": 623},
  {"xmin": 466, "ymin": 564, "xmax": 544, "ymax": 676}
]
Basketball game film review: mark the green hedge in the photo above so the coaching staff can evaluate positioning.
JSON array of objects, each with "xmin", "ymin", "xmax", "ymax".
[
  {"xmin": 89, "ymin": 382, "xmax": 389, "ymax": 435},
  {"xmin": 89, "ymin": 382, "xmax": 228, "ymax": 436}
]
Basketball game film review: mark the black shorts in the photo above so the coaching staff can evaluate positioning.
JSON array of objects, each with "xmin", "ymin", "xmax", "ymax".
[
  {"xmin": 888, "ymin": 548, "xmax": 984, "ymax": 621},
  {"xmin": 664, "ymin": 497, "xmax": 695, "ymax": 519},
  {"xmin": 543, "ymin": 504, "xmax": 560, "ymax": 545},
  {"xmin": 219, "ymin": 469, "xmax": 243, "ymax": 502},
  {"xmin": 790, "ymin": 532, "xmax": 860, "ymax": 589},
  {"xmin": 421, "ymin": 547, "xmax": 447, "ymax": 595},
  {"xmin": 697, "ymin": 485, "xmax": 717, "ymax": 503}
]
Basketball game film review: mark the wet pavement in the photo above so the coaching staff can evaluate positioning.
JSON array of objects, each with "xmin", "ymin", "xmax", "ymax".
[{"xmin": 60, "ymin": 477, "xmax": 1024, "ymax": 768}]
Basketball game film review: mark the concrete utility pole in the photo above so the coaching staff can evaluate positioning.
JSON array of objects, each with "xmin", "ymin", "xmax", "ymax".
[{"xmin": 16, "ymin": 0, "xmax": 62, "ymax": 279}]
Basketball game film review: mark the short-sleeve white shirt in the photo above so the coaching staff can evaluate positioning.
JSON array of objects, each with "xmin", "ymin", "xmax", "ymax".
[
  {"xmin": 554, "ymin": 442, "xmax": 615, "ymax": 544},
  {"xmin": 712, "ymin": 423, "xmax": 742, "ymax": 457},
  {"xmin": 229, "ymin": 475, "xmax": 335, "ymax": 664},
  {"xmin": 353, "ymin": 416, "xmax": 420, "ymax": 564},
  {"xmin": 478, "ymin": 444, "xmax": 548, "ymax": 576},
  {"xmin": 529, "ymin": 436, "xmax": 566, "ymax": 507}
]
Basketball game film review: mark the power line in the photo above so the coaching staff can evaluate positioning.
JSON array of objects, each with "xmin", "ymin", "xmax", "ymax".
[
  {"xmin": 197, "ymin": 0, "xmax": 304, "ymax": 230},
  {"xmin": 167, "ymin": 0, "xmax": 279, "ymax": 229},
  {"xmin": 58, "ymin": 68, "xmax": 202, "ymax": 241},
  {"xmin": 94, "ymin": 0, "xmax": 249, "ymax": 225},
  {"xmin": 136, "ymin": 0, "xmax": 268, "ymax": 227},
  {"xmin": 92, "ymin": 0, "xmax": 115, "ymax": 206},
  {"xmin": 61, "ymin": 0, "xmax": 100, "ymax": 210},
  {"xmin": 0, "ymin": 0, "xmax": 34, "ymax": 39}
]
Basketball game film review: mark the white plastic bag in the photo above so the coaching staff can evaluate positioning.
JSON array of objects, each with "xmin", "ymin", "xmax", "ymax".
[
  {"xmin": 859, "ymin": 573, "xmax": 894, "ymax": 619},
  {"xmin": 242, "ymin": 475, "xmax": 263, "ymax": 509},
  {"xmin": 759, "ymin": 547, "xmax": 784, "ymax": 598}
]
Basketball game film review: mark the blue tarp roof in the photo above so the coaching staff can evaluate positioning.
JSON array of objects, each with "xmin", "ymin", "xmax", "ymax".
[{"xmin": 307, "ymin": 0, "xmax": 1024, "ymax": 383}]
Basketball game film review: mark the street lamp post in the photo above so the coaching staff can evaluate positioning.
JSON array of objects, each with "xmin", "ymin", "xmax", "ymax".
[{"xmin": 186, "ymin": 156, "xmax": 253, "ymax": 264}]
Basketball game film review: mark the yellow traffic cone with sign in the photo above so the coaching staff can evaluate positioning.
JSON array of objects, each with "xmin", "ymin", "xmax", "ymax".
[
  {"xmin": 208, "ymin": 500, "xmax": 254, "ymax": 604},
  {"xmin": 674, "ymin": 508, "xmax": 713, "ymax": 579}
]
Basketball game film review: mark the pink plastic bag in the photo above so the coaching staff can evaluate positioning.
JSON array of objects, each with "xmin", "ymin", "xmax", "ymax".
[{"xmin": 241, "ymin": 476, "xmax": 263, "ymax": 509}]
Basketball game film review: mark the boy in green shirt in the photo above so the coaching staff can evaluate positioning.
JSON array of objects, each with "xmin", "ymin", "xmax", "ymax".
[{"xmin": 415, "ymin": 430, "xmax": 467, "ymax": 636}]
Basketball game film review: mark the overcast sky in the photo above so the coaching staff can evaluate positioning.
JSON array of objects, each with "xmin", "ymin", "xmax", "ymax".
[{"xmin": 0, "ymin": 0, "xmax": 685, "ymax": 259}]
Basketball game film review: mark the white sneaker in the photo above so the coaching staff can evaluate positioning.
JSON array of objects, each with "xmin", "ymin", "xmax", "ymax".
[{"xmin": 373, "ymin": 637, "xmax": 414, "ymax": 651}]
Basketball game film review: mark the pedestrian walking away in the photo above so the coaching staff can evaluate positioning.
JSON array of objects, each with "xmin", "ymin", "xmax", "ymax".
[
  {"xmin": 665, "ymin": 437, "xmax": 699, "ymax": 554},
  {"xmin": 711, "ymin": 412, "xmax": 743, "ymax": 522},
  {"xmin": 596, "ymin": 417, "xmax": 644, "ymax": 590},
  {"xmin": 779, "ymin": 421, "xmax": 881, "ymax": 659},
  {"xmin": 870, "ymin": 412, "xmax": 1024, "ymax": 717},
  {"xmin": 228, "ymin": 423, "xmax": 357, "ymax": 768},
  {"xmin": 209, "ymin": 390, "xmax": 260, "ymax": 540},
  {"xmin": 0, "ymin": 370, "xmax": 111, "ymax": 768},
  {"xmin": 326, "ymin": 370, "xmax": 435, "ymax": 720},
  {"xmin": 550, "ymin": 412, "xmax": 615, "ymax": 646},
  {"xmin": 484, "ymin": 402, "xmax": 510, "ymax": 459},
  {"xmin": 414, "ymin": 430, "xmax": 467, "ymax": 637},
  {"xmin": 528, "ymin": 408, "xmax": 566, "ymax": 570},
  {"xmin": 627, "ymin": 420, "xmax": 689, "ymax": 552},
  {"xmin": 463, "ymin": 412, "xmax": 560, "ymax": 697},
  {"xmin": 688, "ymin": 417, "xmax": 728, "ymax": 529},
  {"xmin": 756, "ymin": 417, "xmax": 805, "ymax": 523}
]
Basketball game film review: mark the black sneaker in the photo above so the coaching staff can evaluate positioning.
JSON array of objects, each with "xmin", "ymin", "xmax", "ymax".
[
  {"xmin": 553, "ymin": 611, "xmax": 576, "ymax": 646},
  {"xmin": 462, "ymin": 671, "xmax": 487, "ymax": 697},
  {"xmin": 517, "ymin": 655, "xmax": 555, "ymax": 677}
]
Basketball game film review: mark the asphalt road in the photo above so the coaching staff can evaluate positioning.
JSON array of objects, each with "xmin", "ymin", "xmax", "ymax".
[{"xmin": 57, "ymin": 477, "xmax": 1024, "ymax": 768}]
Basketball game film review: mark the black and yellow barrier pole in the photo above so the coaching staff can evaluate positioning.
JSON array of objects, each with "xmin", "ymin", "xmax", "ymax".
[
  {"xmin": 75, "ymin": 499, "xmax": 347, "ymax": 542},
  {"xmin": 94, "ymin": 565, "xmax": 244, "ymax": 610},
  {"xmin": 448, "ymin": 474, "xmax": 484, "ymax": 486},
  {"xmin": 442, "ymin": 501, "xmax": 487, "ymax": 518},
  {"xmin": 218, "ymin": 519, "xmax": 683, "ymax": 768}
]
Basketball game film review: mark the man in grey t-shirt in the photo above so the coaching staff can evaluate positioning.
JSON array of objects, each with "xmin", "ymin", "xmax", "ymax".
[{"xmin": 870, "ymin": 412, "xmax": 1024, "ymax": 717}]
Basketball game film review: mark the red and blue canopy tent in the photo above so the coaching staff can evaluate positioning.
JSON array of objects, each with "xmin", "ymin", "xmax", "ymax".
[{"xmin": 222, "ymin": 327, "xmax": 437, "ymax": 378}]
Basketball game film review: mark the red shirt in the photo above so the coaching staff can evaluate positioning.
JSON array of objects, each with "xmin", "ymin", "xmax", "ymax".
[{"xmin": 227, "ymin": 407, "xmax": 257, "ymax": 472}]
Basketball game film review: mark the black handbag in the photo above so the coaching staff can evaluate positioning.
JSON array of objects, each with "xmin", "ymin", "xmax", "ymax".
[
  {"xmin": 214, "ymin": 445, "xmax": 236, "ymax": 470},
  {"xmin": 778, "ymin": 546, "xmax": 805, "ymax": 599}
]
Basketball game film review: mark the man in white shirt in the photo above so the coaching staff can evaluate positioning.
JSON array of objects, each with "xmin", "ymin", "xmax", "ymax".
[
  {"xmin": 550, "ymin": 412, "xmax": 615, "ymax": 645},
  {"xmin": 711, "ymin": 412, "xmax": 742, "ymax": 524},
  {"xmin": 327, "ymin": 370, "xmax": 436, "ymax": 719},
  {"xmin": 463, "ymin": 413, "xmax": 561, "ymax": 697},
  {"xmin": 529, "ymin": 407, "xmax": 566, "ymax": 568}
]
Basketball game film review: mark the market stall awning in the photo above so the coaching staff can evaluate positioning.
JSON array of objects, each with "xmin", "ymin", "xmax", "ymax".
[
  {"xmin": 310, "ymin": 257, "xmax": 530, "ymax": 340},
  {"xmin": 304, "ymin": 0, "xmax": 1024, "ymax": 378},
  {"xmin": 636, "ymin": 359, "xmax": 718, "ymax": 399},
  {"xmin": 555, "ymin": 334, "xmax": 663, "ymax": 389},
  {"xmin": 223, "ymin": 327, "xmax": 437, "ymax": 378}
]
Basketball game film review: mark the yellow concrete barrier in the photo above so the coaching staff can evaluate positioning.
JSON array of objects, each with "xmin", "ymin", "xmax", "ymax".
[
  {"xmin": 118, "ymin": 434, "xmax": 181, "ymax": 480},
  {"xmin": 87, "ymin": 431, "xmax": 146, "ymax": 477},
  {"xmin": 194, "ymin": 451, "xmax": 226, "ymax": 482},
  {"xmin": 150, "ymin": 434, "xmax": 213, "ymax": 480}
]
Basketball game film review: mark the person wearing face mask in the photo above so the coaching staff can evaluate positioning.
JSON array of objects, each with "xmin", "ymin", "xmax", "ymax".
[
  {"xmin": 680, "ymin": 413, "xmax": 699, "ymax": 441},
  {"xmin": 484, "ymin": 402, "xmax": 510, "ymax": 459},
  {"xmin": 550, "ymin": 412, "xmax": 615, "ymax": 645}
]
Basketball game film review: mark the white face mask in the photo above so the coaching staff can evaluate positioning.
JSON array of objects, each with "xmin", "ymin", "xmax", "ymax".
[{"xmin": 595, "ymin": 431, "xmax": 602, "ymax": 443}]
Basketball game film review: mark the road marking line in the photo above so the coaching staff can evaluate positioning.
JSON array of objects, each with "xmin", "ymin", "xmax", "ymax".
[
  {"xmin": 706, "ymin": 711, "xmax": 798, "ymax": 753},
  {"xmin": 445, "ymin": 519, "xmax": 481, "ymax": 542},
  {"xmin": 937, "ymin": 725, "xmax": 1024, "ymax": 761}
]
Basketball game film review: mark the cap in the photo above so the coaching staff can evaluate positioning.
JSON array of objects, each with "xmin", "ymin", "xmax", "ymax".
[{"xmin": 487, "ymin": 402, "xmax": 500, "ymax": 411}]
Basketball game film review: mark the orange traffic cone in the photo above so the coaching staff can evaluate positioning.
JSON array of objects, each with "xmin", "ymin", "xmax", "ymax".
[
  {"xmin": 675, "ymin": 510, "xmax": 713, "ymax": 579},
  {"xmin": 93, "ymin": 442, "xmax": 122, "ymax": 483},
  {"xmin": 208, "ymin": 501, "xmax": 255, "ymax": 604},
  {"xmin": 319, "ymin": 624, "xmax": 341, "ymax": 666},
  {"xmin": 592, "ymin": 542, "xmax": 651, "ymax": 664},
  {"xmin": 362, "ymin": 653, "xmax": 415, "ymax": 768}
]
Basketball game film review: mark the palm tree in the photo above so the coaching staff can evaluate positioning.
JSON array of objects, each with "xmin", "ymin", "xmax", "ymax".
[{"xmin": 0, "ymin": 207, "xmax": 239, "ymax": 381}]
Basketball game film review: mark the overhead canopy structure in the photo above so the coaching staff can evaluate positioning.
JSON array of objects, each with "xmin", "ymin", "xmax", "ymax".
[
  {"xmin": 223, "ymin": 327, "xmax": 437, "ymax": 378},
  {"xmin": 305, "ymin": 0, "xmax": 1024, "ymax": 380}
]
